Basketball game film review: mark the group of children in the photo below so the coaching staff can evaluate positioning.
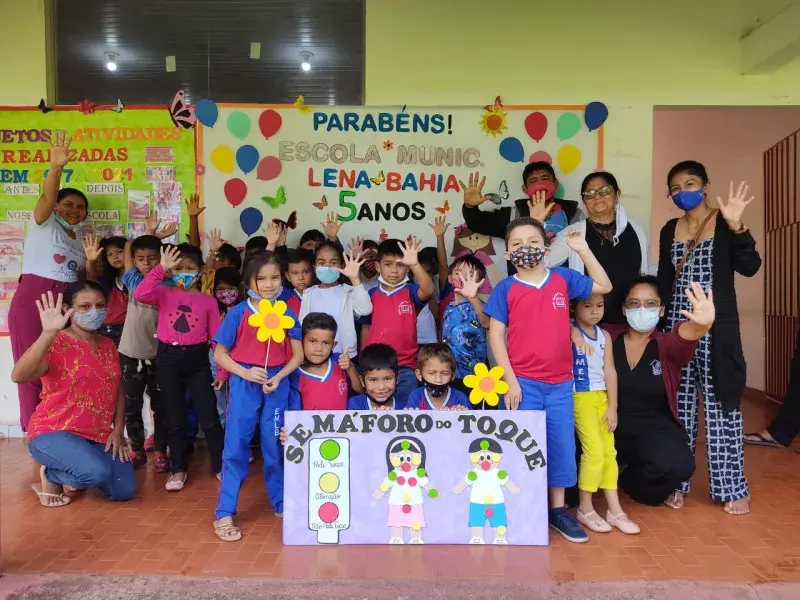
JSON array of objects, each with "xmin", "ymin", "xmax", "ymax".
[{"xmin": 86, "ymin": 195, "xmax": 639, "ymax": 545}]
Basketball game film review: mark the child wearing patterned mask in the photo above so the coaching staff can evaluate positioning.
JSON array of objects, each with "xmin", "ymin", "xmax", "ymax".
[{"xmin": 210, "ymin": 267, "xmax": 242, "ymax": 426}]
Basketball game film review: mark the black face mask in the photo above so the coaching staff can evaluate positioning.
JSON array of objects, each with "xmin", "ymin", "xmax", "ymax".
[
  {"xmin": 368, "ymin": 395, "xmax": 392, "ymax": 408},
  {"xmin": 423, "ymin": 380, "xmax": 450, "ymax": 398}
]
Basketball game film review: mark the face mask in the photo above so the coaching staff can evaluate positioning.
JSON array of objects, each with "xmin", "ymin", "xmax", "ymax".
[
  {"xmin": 54, "ymin": 213, "xmax": 84, "ymax": 231},
  {"xmin": 526, "ymin": 180, "xmax": 557, "ymax": 200},
  {"xmin": 423, "ymin": 379, "xmax": 450, "ymax": 398},
  {"xmin": 671, "ymin": 189, "xmax": 705, "ymax": 211},
  {"xmin": 315, "ymin": 266, "xmax": 340, "ymax": 285},
  {"xmin": 378, "ymin": 275, "xmax": 408, "ymax": 288},
  {"xmin": 361, "ymin": 260, "xmax": 377, "ymax": 276},
  {"xmin": 248, "ymin": 286, "xmax": 282, "ymax": 301},
  {"xmin": 171, "ymin": 272, "xmax": 198, "ymax": 290},
  {"xmin": 73, "ymin": 308, "xmax": 107, "ymax": 331},
  {"xmin": 509, "ymin": 245, "xmax": 546, "ymax": 270},
  {"xmin": 625, "ymin": 307, "xmax": 661, "ymax": 333},
  {"xmin": 215, "ymin": 289, "xmax": 239, "ymax": 306}
]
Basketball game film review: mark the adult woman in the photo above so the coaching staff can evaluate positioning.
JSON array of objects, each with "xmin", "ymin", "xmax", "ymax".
[
  {"xmin": 11, "ymin": 283, "xmax": 134, "ymax": 507},
  {"xmin": 614, "ymin": 277, "xmax": 712, "ymax": 506},
  {"xmin": 9, "ymin": 133, "xmax": 87, "ymax": 431},
  {"xmin": 546, "ymin": 171, "xmax": 656, "ymax": 331},
  {"xmin": 657, "ymin": 161, "xmax": 760, "ymax": 515}
]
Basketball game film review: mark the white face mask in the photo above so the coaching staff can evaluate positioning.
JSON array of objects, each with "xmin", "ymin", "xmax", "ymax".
[
  {"xmin": 625, "ymin": 307, "xmax": 661, "ymax": 333},
  {"xmin": 378, "ymin": 275, "xmax": 408, "ymax": 288}
]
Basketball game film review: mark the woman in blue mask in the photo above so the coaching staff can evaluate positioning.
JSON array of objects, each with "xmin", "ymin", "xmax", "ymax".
[
  {"xmin": 656, "ymin": 161, "xmax": 761, "ymax": 516},
  {"xmin": 9, "ymin": 133, "xmax": 89, "ymax": 434}
]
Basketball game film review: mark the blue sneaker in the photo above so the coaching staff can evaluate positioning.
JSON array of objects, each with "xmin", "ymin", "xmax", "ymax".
[{"xmin": 549, "ymin": 507, "xmax": 588, "ymax": 543}]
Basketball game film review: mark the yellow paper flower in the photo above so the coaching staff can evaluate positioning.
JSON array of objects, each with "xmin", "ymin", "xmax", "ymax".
[
  {"xmin": 463, "ymin": 363, "xmax": 509, "ymax": 407},
  {"xmin": 247, "ymin": 299, "xmax": 295, "ymax": 343}
]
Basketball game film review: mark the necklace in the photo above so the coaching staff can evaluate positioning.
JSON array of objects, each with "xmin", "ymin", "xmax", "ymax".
[{"xmin": 589, "ymin": 219, "xmax": 616, "ymax": 246}]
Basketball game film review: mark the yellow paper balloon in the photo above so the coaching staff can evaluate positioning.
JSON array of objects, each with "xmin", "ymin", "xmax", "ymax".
[
  {"xmin": 210, "ymin": 145, "xmax": 234, "ymax": 174},
  {"xmin": 557, "ymin": 144, "xmax": 581, "ymax": 175}
]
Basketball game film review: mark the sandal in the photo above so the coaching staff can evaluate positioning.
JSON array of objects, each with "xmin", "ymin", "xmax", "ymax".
[
  {"xmin": 165, "ymin": 473, "xmax": 187, "ymax": 492},
  {"xmin": 743, "ymin": 432, "xmax": 784, "ymax": 448},
  {"xmin": 576, "ymin": 509, "xmax": 611, "ymax": 533},
  {"xmin": 606, "ymin": 511, "xmax": 640, "ymax": 534},
  {"xmin": 214, "ymin": 517, "xmax": 242, "ymax": 542},
  {"xmin": 154, "ymin": 453, "xmax": 170, "ymax": 473},
  {"xmin": 31, "ymin": 483, "xmax": 71, "ymax": 508}
]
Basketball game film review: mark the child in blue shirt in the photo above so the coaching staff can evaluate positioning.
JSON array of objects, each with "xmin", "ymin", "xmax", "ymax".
[
  {"xmin": 347, "ymin": 343, "xmax": 403, "ymax": 410},
  {"xmin": 406, "ymin": 343, "xmax": 470, "ymax": 410}
]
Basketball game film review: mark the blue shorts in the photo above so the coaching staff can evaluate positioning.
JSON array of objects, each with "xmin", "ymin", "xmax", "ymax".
[
  {"xmin": 468, "ymin": 502, "xmax": 507, "ymax": 528},
  {"xmin": 518, "ymin": 377, "xmax": 576, "ymax": 488}
]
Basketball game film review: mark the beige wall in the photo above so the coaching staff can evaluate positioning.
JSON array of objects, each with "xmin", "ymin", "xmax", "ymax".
[
  {"xmin": 0, "ymin": 0, "xmax": 48, "ymax": 105},
  {"xmin": 651, "ymin": 107, "xmax": 800, "ymax": 391}
]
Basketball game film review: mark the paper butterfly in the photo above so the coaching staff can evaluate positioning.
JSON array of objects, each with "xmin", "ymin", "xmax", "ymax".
[
  {"xmin": 110, "ymin": 98, "xmax": 125, "ymax": 114},
  {"xmin": 313, "ymin": 195, "xmax": 328, "ymax": 210},
  {"xmin": 78, "ymin": 98, "xmax": 96, "ymax": 115},
  {"xmin": 38, "ymin": 99, "xmax": 53, "ymax": 114},
  {"xmin": 499, "ymin": 180, "xmax": 509, "ymax": 200},
  {"xmin": 484, "ymin": 96, "xmax": 503, "ymax": 112},
  {"xmin": 370, "ymin": 171, "xmax": 385, "ymax": 186},
  {"xmin": 294, "ymin": 95, "xmax": 312, "ymax": 113},
  {"xmin": 262, "ymin": 185, "xmax": 287, "ymax": 209},
  {"xmin": 272, "ymin": 211, "xmax": 298, "ymax": 230},
  {"xmin": 434, "ymin": 200, "xmax": 450, "ymax": 215},
  {"xmin": 169, "ymin": 90, "xmax": 196, "ymax": 129}
]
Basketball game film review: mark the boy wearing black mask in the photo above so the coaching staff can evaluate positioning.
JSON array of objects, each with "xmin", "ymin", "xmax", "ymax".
[{"xmin": 406, "ymin": 343, "xmax": 470, "ymax": 410}]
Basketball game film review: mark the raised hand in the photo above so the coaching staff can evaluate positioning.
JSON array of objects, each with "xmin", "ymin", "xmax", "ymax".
[
  {"xmin": 458, "ymin": 270, "xmax": 485, "ymax": 299},
  {"xmin": 144, "ymin": 209, "xmax": 160, "ymax": 235},
  {"xmin": 265, "ymin": 221, "xmax": 282, "ymax": 247},
  {"xmin": 397, "ymin": 238, "xmax": 422, "ymax": 267},
  {"xmin": 208, "ymin": 227, "xmax": 224, "ymax": 252},
  {"xmin": 348, "ymin": 235, "xmax": 364, "ymax": 255},
  {"xmin": 82, "ymin": 235, "xmax": 102, "ymax": 262},
  {"xmin": 459, "ymin": 171, "xmax": 486, "ymax": 207},
  {"xmin": 716, "ymin": 181, "xmax": 753, "ymax": 230},
  {"xmin": 527, "ymin": 190, "xmax": 554, "ymax": 223},
  {"xmin": 49, "ymin": 133, "xmax": 72, "ymax": 169},
  {"xmin": 680, "ymin": 282, "xmax": 715, "ymax": 328},
  {"xmin": 277, "ymin": 222, "xmax": 288, "ymax": 247},
  {"xmin": 429, "ymin": 215, "xmax": 450, "ymax": 238},
  {"xmin": 321, "ymin": 211, "xmax": 343, "ymax": 240},
  {"xmin": 36, "ymin": 291, "xmax": 73, "ymax": 333},
  {"xmin": 565, "ymin": 230, "xmax": 589, "ymax": 253},
  {"xmin": 155, "ymin": 222, "xmax": 178, "ymax": 240},
  {"xmin": 185, "ymin": 193, "xmax": 205, "ymax": 218},
  {"xmin": 337, "ymin": 250, "xmax": 365, "ymax": 281},
  {"xmin": 160, "ymin": 244, "xmax": 181, "ymax": 273}
]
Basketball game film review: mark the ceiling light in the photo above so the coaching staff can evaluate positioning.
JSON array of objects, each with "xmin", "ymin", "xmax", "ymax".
[
  {"xmin": 105, "ymin": 52, "xmax": 118, "ymax": 72},
  {"xmin": 300, "ymin": 51, "xmax": 314, "ymax": 72}
]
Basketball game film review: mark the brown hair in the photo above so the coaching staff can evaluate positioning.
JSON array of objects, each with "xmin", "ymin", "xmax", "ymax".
[
  {"xmin": 451, "ymin": 223, "xmax": 495, "ymax": 257},
  {"xmin": 504, "ymin": 217, "xmax": 547, "ymax": 245},
  {"xmin": 417, "ymin": 343, "xmax": 456, "ymax": 371}
]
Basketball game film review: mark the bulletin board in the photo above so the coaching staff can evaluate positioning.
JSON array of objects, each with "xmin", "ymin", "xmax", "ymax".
[{"xmin": 0, "ymin": 106, "xmax": 196, "ymax": 334}]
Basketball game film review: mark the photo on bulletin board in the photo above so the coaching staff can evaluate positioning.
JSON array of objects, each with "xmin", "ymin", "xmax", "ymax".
[{"xmin": 282, "ymin": 410, "xmax": 549, "ymax": 546}]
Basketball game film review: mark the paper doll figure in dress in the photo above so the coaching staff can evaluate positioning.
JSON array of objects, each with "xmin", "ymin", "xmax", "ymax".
[
  {"xmin": 453, "ymin": 438, "xmax": 520, "ymax": 545},
  {"xmin": 451, "ymin": 224, "xmax": 497, "ymax": 293},
  {"xmin": 372, "ymin": 436, "xmax": 439, "ymax": 545}
]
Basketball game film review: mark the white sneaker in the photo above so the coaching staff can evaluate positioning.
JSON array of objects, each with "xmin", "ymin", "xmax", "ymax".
[
  {"xmin": 389, "ymin": 537, "xmax": 404, "ymax": 544},
  {"xmin": 469, "ymin": 536, "xmax": 485, "ymax": 545},
  {"xmin": 409, "ymin": 537, "xmax": 424, "ymax": 544},
  {"xmin": 494, "ymin": 537, "xmax": 508, "ymax": 545}
]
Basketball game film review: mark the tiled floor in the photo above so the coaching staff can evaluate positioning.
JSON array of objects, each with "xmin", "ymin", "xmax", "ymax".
[{"xmin": 1, "ymin": 393, "xmax": 799, "ymax": 583}]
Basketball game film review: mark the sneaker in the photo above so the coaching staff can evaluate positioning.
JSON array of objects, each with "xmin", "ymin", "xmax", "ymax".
[
  {"xmin": 389, "ymin": 537, "xmax": 404, "ymax": 544},
  {"xmin": 409, "ymin": 537, "xmax": 424, "ymax": 544},
  {"xmin": 153, "ymin": 452, "xmax": 170, "ymax": 473},
  {"xmin": 549, "ymin": 507, "xmax": 588, "ymax": 543},
  {"xmin": 469, "ymin": 537, "xmax": 485, "ymax": 545},
  {"xmin": 131, "ymin": 451, "xmax": 147, "ymax": 470},
  {"xmin": 143, "ymin": 435, "xmax": 155, "ymax": 452}
]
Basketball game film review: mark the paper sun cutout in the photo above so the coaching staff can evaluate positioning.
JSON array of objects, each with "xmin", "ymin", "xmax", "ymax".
[
  {"xmin": 247, "ymin": 299, "xmax": 295, "ymax": 343},
  {"xmin": 463, "ymin": 363, "xmax": 509, "ymax": 407},
  {"xmin": 480, "ymin": 104, "xmax": 507, "ymax": 137}
]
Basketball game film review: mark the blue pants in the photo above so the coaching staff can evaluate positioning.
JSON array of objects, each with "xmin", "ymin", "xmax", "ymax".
[
  {"xmin": 395, "ymin": 367, "xmax": 419, "ymax": 408},
  {"xmin": 519, "ymin": 377, "xmax": 576, "ymax": 488},
  {"xmin": 468, "ymin": 502, "xmax": 508, "ymax": 527},
  {"xmin": 216, "ymin": 365, "xmax": 288, "ymax": 518},
  {"xmin": 209, "ymin": 348, "xmax": 228, "ymax": 427},
  {"xmin": 28, "ymin": 431, "xmax": 136, "ymax": 501}
]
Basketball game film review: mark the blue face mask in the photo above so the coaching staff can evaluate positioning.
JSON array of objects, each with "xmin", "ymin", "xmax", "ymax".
[
  {"xmin": 247, "ymin": 286, "xmax": 283, "ymax": 301},
  {"xmin": 171, "ymin": 272, "xmax": 198, "ymax": 290},
  {"xmin": 73, "ymin": 308, "xmax": 107, "ymax": 331},
  {"xmin": 54, "ymin": 213, "xmax": 84, "ymax": 230},
  {"xmin": 671, "ymin": 189, "xmax": 705, "ymax": 211},
  {"xmin": 625, "ymin": 307, "xmax": 661, "ymax": 333},
  {"xmin": 315, "ymin": 266, "xmax": 340, "ymax": 285}
]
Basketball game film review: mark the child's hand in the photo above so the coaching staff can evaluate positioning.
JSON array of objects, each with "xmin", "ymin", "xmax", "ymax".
[
  {"xmin": 527, "ymin": 190, "xmax": 554, "ymax": 223},
  {"xmin": 338, "ymin": 349, "xmax": 351, "ymax": 371},
  {"xmin": 459, "ymin": 171, "xmax": 486, "ymax": 207},
  {"xmin": 450, "ymin": 405, "xmax": 468, "ymax": 411},
  {"xmin": 263, "ymin": 375, "xmax": 282, "ymax": 393},
  {"xmin": 397, "ymin": 237, "xmax": 422, "ymax": 267},
  {"xmin": 82, "ymin": 235, "xmax": 102, "ymax": 262},
  {"xmin": 506, "ymin": 481, "xmax": 521, "ymax": 495},
  {"xmin": 144, "ymin": 209, "xmax": 160, "ymax": 235},
  {"xmin": 279, "ymin": 426, "xmax": 287, "ymax": 445},
  {"xmin": 265, "ymin": 221, "xmax": 282, "ymax": 247},
  {"xmin": 429, "ymin": 215, "xmax": 450, "ymax": 238},
  {"xmin": 348, "ymin": 236, "xmax": 363, "ymax": 255},
  {"xmin": 602, "ymin": 406, "xmax": 618, "ymax": 432},
  {"xmin": 209, "ymin": 228, "xmax": 225, "ymax": 252},
  {"xmin": 321, "ymin": 211, "xmax": 342, "ymax": 240},
  {"xmin": 160, "ymin": 245, "xmax": 181, "ymax": 273},
  {"xmin": 452, "ymin": 484, "xmax": 465, "ymax": 495},
  {"xmin": 571, "ymin": 327, "xmax": 593, "ymax": 356},
  {"xmin": 277, "ymin": 222, "xmax": 288, "ymax": 247},
  {"xmin": 337, "ymin": 250, "xmax": 364, "ymax": 282},
  {"xmin": 185, "ymin": 193, "xmax": 205, "ymax": 218},
  {"xmin": 211, "ymin": 378, "xmax": 225, "ymax": 391},
  {"xmin": 565, "ymin": 230, "xmax": 590, "ymax": 253},
  {"xmin": 458, "ymin": 271, "xmax": 485, "ymax": 299},
  {"xmin": 505, "ymin": 380, "xmax": 522, "ymax": 410},
  {"xmin": 241, "ymin": 366, "xmax": 268, "ymax": 384},
  {"xmin": 155, "ymin": 222, "xmax": 179, "ymax": 240}
]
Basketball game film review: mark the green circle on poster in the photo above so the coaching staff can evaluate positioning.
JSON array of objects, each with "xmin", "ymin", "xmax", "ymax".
[{"xmin": 319, "ymin": 439, "xmax": 341, "ymax": 461}]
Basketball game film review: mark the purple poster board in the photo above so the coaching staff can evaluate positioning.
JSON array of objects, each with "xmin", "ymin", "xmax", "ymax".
[{"xmin": 283, "ymin": 410, "xmax": 548, "ymax": 546}]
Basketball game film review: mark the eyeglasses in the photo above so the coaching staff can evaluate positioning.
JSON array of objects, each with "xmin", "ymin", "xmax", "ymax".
[
  {"xmin": 582, "ymin": 185, "xmax": 614, "ymax": 200},
  {"xmin": 624, "ymin": 299, "xmax": 661, "ymax": 310}
]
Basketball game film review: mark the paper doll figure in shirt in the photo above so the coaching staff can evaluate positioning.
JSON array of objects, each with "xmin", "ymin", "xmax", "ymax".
[
  {"xmin": 372, "ymin": 436, "xmax": 440, "ymax": 544},
  {"xmin": 451, "ymin": 223, "xmax": 497, "ymax": 293},
  {"xmin": 453, "ymin": 438, "xmax": 520, "ymax": 545}
]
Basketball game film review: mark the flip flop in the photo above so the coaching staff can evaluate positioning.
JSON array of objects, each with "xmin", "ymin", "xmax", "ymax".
[
  {"xmin": 743, "ymin": 433, "xmax": 784, "ymax": 448},
  {"xmin": 31, "ymin": 483, "xmax": 71, "ymax": 508}
]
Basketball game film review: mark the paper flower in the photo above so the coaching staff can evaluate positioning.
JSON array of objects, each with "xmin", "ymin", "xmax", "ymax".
[
  {"xmin": 78, "ymin": 98, "xmax": 96, "ymax": 115},
  {"xmin": 195, "ymin": 164, "xmax": 206, "ymax": 176},
  {"xmin": 463, "ymin": 363, "xmax": 509, "ymax": 407},
  {"xmin": 247, "ymin": 299, "xmax": 295, "ymax": 343},
  {"xmin": 383, "ymin": 140, "xmax": 394, "ymax": 151}
]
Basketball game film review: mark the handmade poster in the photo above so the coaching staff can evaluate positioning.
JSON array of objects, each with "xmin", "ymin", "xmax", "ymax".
[
  {"xmin": 283, "ymin": 410, "xmax": 548, "ymax": 546},
  {"xmin": 199, "ymin": 104, "xmax": 605, "ymax": 285},
  {"xmin": 127, "ymin": 190, "xmax": 150, "ymax": 220}
]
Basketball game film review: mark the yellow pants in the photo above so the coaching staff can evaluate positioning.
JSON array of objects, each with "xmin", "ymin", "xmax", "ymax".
[{"xmin": 573, "ymin": 391, "xmax": 618, "ymax": 492}]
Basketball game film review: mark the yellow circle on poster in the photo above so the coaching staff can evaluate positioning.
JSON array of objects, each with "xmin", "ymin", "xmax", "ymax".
[{"xmin": 319, "ymin": 472, "xmax": 340, "ymax": 494}]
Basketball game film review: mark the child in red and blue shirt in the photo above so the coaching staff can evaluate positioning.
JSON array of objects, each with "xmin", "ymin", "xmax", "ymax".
[
  {"xmin": 484, "ymin": 217, "xmax": 612, "ymax": 544},
  {"xmin": 361, "ymin": 238, "xmax": 435, "ymax": 405},
  {"xmin": 347, "ymin": 343, "xmax": 403, "ymax": 410},
  {"xmin": 406, "ymin": 343, "xmax": 471, "ymax": 410}
]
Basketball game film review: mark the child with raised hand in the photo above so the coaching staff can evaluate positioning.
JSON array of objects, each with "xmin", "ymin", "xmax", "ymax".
[
  {"xmin": 211, "ymin": 251, "xmax": 303, "ymax": 541},
  {"xmin": 571, "ymin": 295, "xmax": 639, "ymax": 536},
  {"xmin": 83, "ymin": 235, "xmax": 129, "ymax": 347},
  {"xmin": 299, "ymin": 241, "xmax": 371, "ymax": 359},
  {"xmin": 134, "ymin": 243, "xmax": 224, "ymax": 491},
  {"xmin": 361, "ymin": 238, "xmax": 435, "ymax": 404},
  {"xmin": 210, "ymin": 267, "xmax": 242, "ymax": 426},
  {"xmin": 284, "ymin": 249, "xmax": 314, "ymax": 315},
  {"xmin": 406, "ymin": 343, "xmax": 470, "ymax": 410},
  {"xmin": 355, "ymin": 238, "xmax": 380, "ymax": 291},
  {"xmin": 484, "ymin": 218, "xmax": 612, "ymax": 544},
  {"xmin": 289, "ymin": 312, "xmax": 363, "ymax": 411},
  {"xmin": 348, "ymin": 343, "xmax": 402, "ymax": 410}
]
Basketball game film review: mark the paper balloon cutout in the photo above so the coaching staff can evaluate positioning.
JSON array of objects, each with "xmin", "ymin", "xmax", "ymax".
[
  {"xmin": 555, "ymin": 183, "xmax": 566, "ymax": 199},
  {"xmin": 236, "ymin": 145, "xmax": 259, "ymax": 175},
  {"xmin": 463, "ymin": 363, "xmax": 509, "ymax": 408},
  {"xmin": 556, "ymin": 112, "xmax": 581, "ymax": 141},
  {"xmin": 247, "ymin": 299, "xmax": 295, "ymax": 344},
  {"xmin": 240, "ymin": 206, "xmax": 263, "ymax": 236},
  {"xmin": 524, "ymin": 112, "xmax": 548, "ymax": 142},
  {"xmin": 529, "ymin": 150, "xmax": 552, "ymax": 165},
  {"xmin": 498, "ymin": 137, "xmax": 524, "ymax": 163},
  {"xmin": 224, "ymin": 178, "xmax": 247, "ymax": 207},
  {"xmin": 210, "ymin": 145, "xmax": 235, "ymax": 174},
  {"xmin": 584, "ymin": 101, "xmax": 608, "ymax": 131},
  {"xmin": 194, "ymin": 99, "xmax": 219, "ymax": 127},
  {"xmin": 227, "ymin": 111, "xmax": 251, "ymax": 140},
  {"xmin": 259, "ymin": 109, "xmax": 282, "ymax": 140},
  {"xmin": 257, "ymin": 156, "xmax": 282, "ymax": 181},
  {"xmin": 557, "ymin": 144, "xmax": 582, "ymax": 175}
]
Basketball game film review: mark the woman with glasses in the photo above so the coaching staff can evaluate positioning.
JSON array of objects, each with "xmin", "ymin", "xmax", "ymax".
[
  {"xmin": 656, "ymin": 160, "xmax": 760, "ymax": 516},
  {"xmin": 547, "ymin": 172, "xmax": 656, "ymax": 334}
]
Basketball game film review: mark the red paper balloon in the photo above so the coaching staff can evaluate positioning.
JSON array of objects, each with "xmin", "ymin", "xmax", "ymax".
[
  {"xmin": 528, "ymin": 150, "xmax": 552, "ymax": 165},
  {"xmin": 524, "ymin": 112, "xmax": 548, "ymax": 142},
  {"xmin": 224, "ymin": 178, "xmax": 247, "ymax": 207},
  {"xmin": 256, "ymin": 156, "xmax": 282, "ymax": 181},
  {"xmin": 259, "ymin": 109, "xmax": 282, "ymax": 140}
]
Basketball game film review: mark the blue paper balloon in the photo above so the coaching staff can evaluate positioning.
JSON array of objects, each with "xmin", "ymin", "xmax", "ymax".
[
  {"xmin": 499, "ymin": 137, "xmax": 524, "ymax": 163},
  {"xmin": 236, "ymin": 144, "xmax": 260, "ymax": 175},
  {"xmin": 240, "ymin": 206, "xmax": 263, "ymax": 236},
  {"xmin": 584, "ymin": 101, "xmax": 608, "ymax": 131},
  {"xmin": 195, "ymin": 98, "xmax": 219, "ymax": 128}
]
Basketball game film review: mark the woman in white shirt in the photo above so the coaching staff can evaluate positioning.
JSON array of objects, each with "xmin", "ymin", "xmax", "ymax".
[{"xmin": 8, "ymin": 133, "xmax": 87, "ymax": 432}]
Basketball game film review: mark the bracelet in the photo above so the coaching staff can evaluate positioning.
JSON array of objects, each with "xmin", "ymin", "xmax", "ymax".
[
  {"xmin": 209, "ymin": 250, "xmax": 219, "ymax": 258},
  {"xmin": 731, "ymin": 222, "xmax": 748, "ymax": 234}
]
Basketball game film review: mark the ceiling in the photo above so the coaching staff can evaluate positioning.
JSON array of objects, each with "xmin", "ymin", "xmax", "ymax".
[{"xmin": 55, "ymin": 0, "xmax": 365, "ymax": 106}]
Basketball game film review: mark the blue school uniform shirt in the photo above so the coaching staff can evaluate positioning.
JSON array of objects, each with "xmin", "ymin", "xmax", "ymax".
[
  {"xmin": 440, "ymin": 281, "xmax": 487, "ymax": 380},
  {"xmin": 346, "ymin": 395, "xmax": 403, "ymax": 410},
  {"xmin": 405, "ymin": 386, "xmax": 471, "ymax": 410}
]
